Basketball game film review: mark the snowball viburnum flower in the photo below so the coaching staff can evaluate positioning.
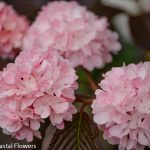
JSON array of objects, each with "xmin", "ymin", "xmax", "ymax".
[
  {"xmin": 0, "ymin": 2, "xmax": 29, "ymax": 59},
  {"xmin": 0, "ymin": 48, "xmax": 77, "ymax": 142},
  {"xmin": 22, "ymin": 1, "xmax": 121, "ymax": 71},
  {"xmin": 92, "ymin": 62, "xmax": 150, "ymax": 150}
]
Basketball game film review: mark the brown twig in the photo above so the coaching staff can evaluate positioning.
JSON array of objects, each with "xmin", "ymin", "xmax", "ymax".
[
  {"xmin": 76, "ymin": 98, "xmax": 93, "ymax": 105},
  {"xmin": 75, "ymin": 94, "xmax": 94, "ymax": 112},
  {"xmin": 75, "ymin": 93, "xmax": 95, "ymax": 99},
  {"xmin": 82, "ymin": 68, "xmax": 99, "ymax": 91},
  {"xmin": 80, "ymin": 102, "xmax": 92, "ymax": 113}
]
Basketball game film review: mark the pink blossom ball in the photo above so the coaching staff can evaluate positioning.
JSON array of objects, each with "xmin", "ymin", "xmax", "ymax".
[
  {"xmin": 22, "ymin": 1, "xmax": 121, "ymax": 71},
  {"xmin": 0, "ymin": 2, "xmax": 29, "ymax": 59},
  {"xmin": 0, "ymin": 48, "xmax": 77, "ymax": 142},
  {"xmin": 92, "ymin": 62, "xmax": 150, "ymax": 150}
]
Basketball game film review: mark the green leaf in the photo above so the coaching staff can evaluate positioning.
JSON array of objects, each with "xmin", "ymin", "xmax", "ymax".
[{"xmin": 48, "ymin": 112, "xmax": 102, "ymax": 150}]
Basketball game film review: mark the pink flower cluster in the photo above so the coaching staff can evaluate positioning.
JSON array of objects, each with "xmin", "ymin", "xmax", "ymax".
[
  {"xmin": 22, "ymin": 1, "xmax": 121, "ymax": 71},
  {"xmin": 92, "ymin": 63, "xmax": 150, "ymax": 150},
  {"xmin": 0, "ymin": 48, "xmax": 77, "ymax": 142},
  {"xmin": 0, "ymin": 2, "xmax": 29, "ymax": 59}
]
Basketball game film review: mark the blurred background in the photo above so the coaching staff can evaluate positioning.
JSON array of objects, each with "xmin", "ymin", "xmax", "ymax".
[{"xmin": 0, "ymin": 0, "xmax": 150, "ymax": 149}]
